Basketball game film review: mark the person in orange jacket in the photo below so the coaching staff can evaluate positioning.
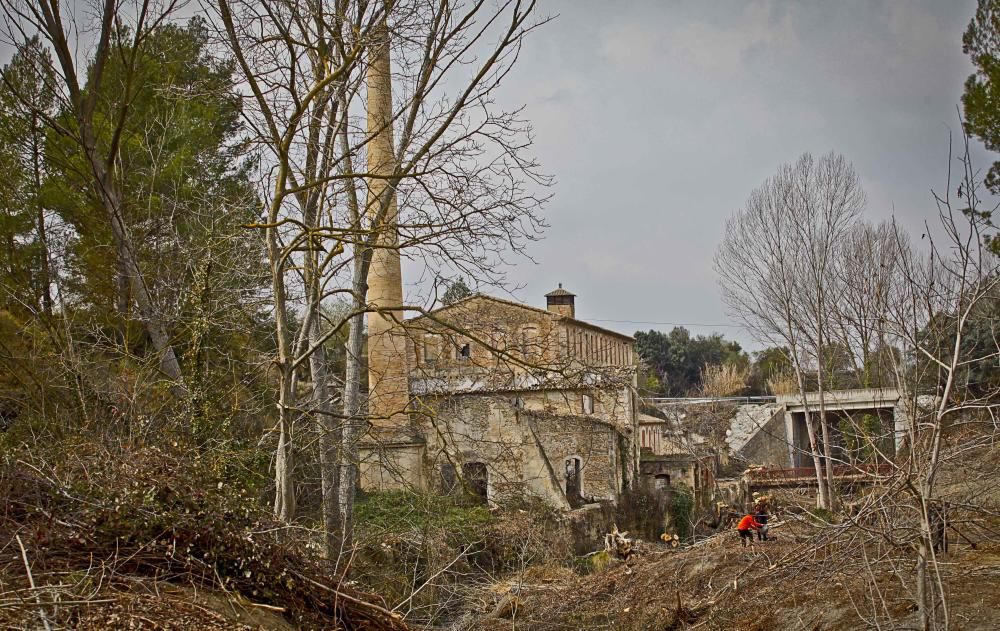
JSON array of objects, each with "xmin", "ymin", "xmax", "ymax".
[{"xmin": 736, "ymin": 514, "xmax": 763, "ymax": 547}]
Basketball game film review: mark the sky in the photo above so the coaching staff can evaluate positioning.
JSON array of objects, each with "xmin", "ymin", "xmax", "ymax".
[
  {"xmin": 461, "ymin": 0, "xmax": 991, "ymax": 351},
  {"xmin": 5, "ymin": 1, "xmax": 987, "ymax": 352}
]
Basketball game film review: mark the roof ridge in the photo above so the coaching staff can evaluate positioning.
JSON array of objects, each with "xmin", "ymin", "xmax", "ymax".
[{"xmin": 405, "ymin": 293, "xmax": 633, "ymax": 341}]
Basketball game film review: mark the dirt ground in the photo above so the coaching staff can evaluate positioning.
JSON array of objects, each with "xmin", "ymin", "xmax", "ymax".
[{"xmin": 464, "ymin": 515, "xmax": 1000, "ymax": 631}]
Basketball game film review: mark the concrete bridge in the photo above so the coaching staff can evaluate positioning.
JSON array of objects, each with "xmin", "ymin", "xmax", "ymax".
[
  {"xmin": 642, "ymin": 388, "xmax": 909, "ymax": 472},
  {"xmin": 775, "ymin": 388, "xmax": 901, "ymax": 413},
  {"xmin": 776, "ymin": 388, "xmax": 903, "ymax": 468}
]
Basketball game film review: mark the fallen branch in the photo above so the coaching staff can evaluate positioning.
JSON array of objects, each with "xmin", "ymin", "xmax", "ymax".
[{"xmin": 15, "ymin": 535, "xmax": 51, "ymax": 631}]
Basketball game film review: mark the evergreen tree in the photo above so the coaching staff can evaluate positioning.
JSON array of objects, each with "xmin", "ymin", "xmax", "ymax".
[
  {"xmin": 634, "ymin": 327, "xmax": 746, "ymax": 396},
  {"xmin": 442, "ymin": 278, "xmax": 473, "ymax": 305},
  {"xmin": 964, "ymin": 0, "xmax": 1000, "ymax": 194},
  {"xmin": 0, "ymin": 37, "xmax": 56, "ymax": 317}
]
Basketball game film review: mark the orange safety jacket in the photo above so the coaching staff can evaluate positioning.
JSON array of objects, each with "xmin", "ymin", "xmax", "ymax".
[{"xmin": 737, "ymin": 515, "xmax": 762, "ymax": 531}]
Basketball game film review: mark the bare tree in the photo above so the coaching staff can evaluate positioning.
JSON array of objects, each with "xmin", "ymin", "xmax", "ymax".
[
  {"xmin": 876, "ymin": 133, "xmax": 1000, "ymax": 630},
  {"xmin": 788, "ymin": 154, "xmax": 866, "ymax": 511},
  {"xmin": 717, "ymin": 152, "xmax": 865, "ymax": 510},
  {"xmin": 725, "ymin": 135, "xmax": 1000, "ymax": 629},
  {"xmin": 212, "ymin": 0, "xmax": 549, "ymax": 555},
  {"xmin": 830, "ymin": 221, "xmax": 904, "ymax": 389}
]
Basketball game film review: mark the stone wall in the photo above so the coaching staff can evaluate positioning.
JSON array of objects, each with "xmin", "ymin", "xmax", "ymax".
[
  {"xmin": 528, "ymin": 412, "xmax": 621, "ymax": 503},
  {"xmin": 411, "ymin": 393, "xmax": 626, "ymax": 507}
]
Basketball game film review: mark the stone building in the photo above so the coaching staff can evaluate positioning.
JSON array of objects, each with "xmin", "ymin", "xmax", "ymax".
[
  {"xmin": 356, "ymin": 24, "xmax": 637, "ymax": 509},
  {"xmin": 637, "ymin": 410, "xmax": 715, "ymax": 507},
  {"xmin": 359, "ymin": 288, "xmax": 640, "ymax": 509}
]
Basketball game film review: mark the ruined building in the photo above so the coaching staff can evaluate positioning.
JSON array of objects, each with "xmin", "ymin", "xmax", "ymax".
[
  {"xmin": 360, "ymin": 288, "xmax": 640, "ymax": 508},
  {"xmin": 358, "ymin": 31, "xmax": 638, "ymax": 508}
]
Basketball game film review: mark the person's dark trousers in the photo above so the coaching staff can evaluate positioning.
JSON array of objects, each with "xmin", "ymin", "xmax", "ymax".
[{"xmin": 755, "ymin": 514, "xmax": 769, "ymax": 541}]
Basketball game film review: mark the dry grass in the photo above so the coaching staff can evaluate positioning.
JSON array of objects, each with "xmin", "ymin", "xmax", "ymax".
[
  {"xmin": 701, "ymin": 363, "xmax": 750, "ymax": 397},
  {"xmin": 766, "ymin": 372, "xmax": 798, "ymax": 395}
]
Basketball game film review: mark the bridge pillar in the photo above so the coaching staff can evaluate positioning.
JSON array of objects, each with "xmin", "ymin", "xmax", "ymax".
[{"xmin": 783, "ymin": 407, "xmax": 796, "ymax": 468}]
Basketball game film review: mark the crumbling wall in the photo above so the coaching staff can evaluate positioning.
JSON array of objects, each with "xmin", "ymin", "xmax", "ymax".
[
  {"xmin": 411, "ymin": 394, "xmax": 624, "ymax": 508},
  {"xmin": 528, "ymin": 412, "xmax": 621, "ymax": 503},
  {"xmin": 415, "ymin": 395, "xmax": 536, "ymax": 502}
]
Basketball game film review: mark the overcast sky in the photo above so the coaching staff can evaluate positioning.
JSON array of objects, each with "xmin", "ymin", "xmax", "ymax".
[{"xmin": 459, "ymin": 0, "xmax": 990, "ymax": 351}]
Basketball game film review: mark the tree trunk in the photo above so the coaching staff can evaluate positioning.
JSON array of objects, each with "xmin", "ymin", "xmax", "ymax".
[
  {"xmin": 79, "ymin": 123, "xmax": 187, "ymax": 398},
  {"xmin": 266, "ymin": 179, "xmax": 295, "ymax": 520},
  {"xmin": 815, "ymin": 322, "xmax": 838, "ymax": 511},
  {"xmin": 31, "ymin": 113, "xmax": 52, "ymax": 319},
  {"xmin": 273, "ymin": 406, "xmax": 296, "ymax": 520},
  {"xmin": 310, "ymin": 314, "xmax": 341, "ymax": 556},
  {"xmin": 791, "ymin": 362, "xmax": 830, "ymax": 510},
  {"xmin": 338, "ymin": 256, "xmax": 368, "ymax": 553},
  {"xmin": 916, "ymin": 537, "xmax": 930, "ymax": 631}
]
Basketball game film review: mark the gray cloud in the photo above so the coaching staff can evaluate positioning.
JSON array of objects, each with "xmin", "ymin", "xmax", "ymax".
[{"xmin": 477, "ymin": 0, "xmax": 990, "ymax": 351}]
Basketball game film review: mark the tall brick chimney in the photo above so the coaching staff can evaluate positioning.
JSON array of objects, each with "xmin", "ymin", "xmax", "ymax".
[
  {"xmin": 545, "ymin": 284, "xmax": 576, "ymax": 318},
  {"xmin": 365, "ymin": 18, "xmax": 410, "ymax": 428}
]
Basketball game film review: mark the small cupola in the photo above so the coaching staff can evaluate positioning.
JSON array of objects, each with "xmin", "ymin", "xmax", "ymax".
[{"xmin": 545, "ymin": 283, "xmax": 576, "ymax": 318}]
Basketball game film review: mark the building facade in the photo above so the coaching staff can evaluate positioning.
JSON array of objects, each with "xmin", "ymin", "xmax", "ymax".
[{"xmin": 359, "ymin": 288, "xmax": 640, "ymax": 509}]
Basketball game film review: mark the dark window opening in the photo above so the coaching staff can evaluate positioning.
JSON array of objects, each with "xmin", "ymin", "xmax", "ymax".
[
  {"xmin": 565, "ymin": 457, "xmax": 583, "ymax": 507},
  {"xmin": 440, "ymin": 463, "xmax": 458, "ymax": 494},
  {"xmin": 459, "ymin": 343, "xmax": 471, "ymax": 359},
  {"xmin": 462, "ymin": 462, "xmax": 488, "ymax": 502}
]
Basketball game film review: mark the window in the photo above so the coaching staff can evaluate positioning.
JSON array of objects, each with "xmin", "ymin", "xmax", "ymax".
[
  {"xmin": 565, "ymin": 456, "xmax": 583, "ymax": 506},
  {"xmin": 423, "ymin": 334, "xmax": 442, "ymax": 364},
  {"xmin": 582, "ymin": 393, "xmax": 594, "ymax": 415},
  {"xmin": 458, "ymin": 342, "xmax": 471, "ymax": 360},
  {"xmin": 462, "ymin": 462, "xmax": 488, "ymax": 503}
]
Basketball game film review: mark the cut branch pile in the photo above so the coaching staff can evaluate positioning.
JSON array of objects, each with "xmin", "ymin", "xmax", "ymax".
[{"xmin": 0, "ymin": 443, "xmax": 407, "ymax": 630}]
